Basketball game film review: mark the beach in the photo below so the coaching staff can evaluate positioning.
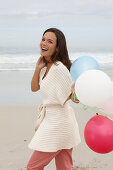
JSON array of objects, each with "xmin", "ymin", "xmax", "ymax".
[
  {"xmin": 0, "ymin": 64, "xmax": 113, "ymax": 170},
  {"xmin": 0, "ymin": 106, "xmax": 113, "ymax": 170},
  {"xmin": 0, "ymin": 0, "xmax": 113, "ymax": 168}
]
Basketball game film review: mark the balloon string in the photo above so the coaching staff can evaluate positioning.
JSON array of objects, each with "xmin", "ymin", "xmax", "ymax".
[
  {"xmin": 72, "ymin": 91, "xmax": 113, "ymax": 121},
  {"xmin": 72, "ymin": 91, "xmax": 80, "ymax": 103},
  {"xmin": 80, "ymin": 102, "xmax": 113, "ymax": 121}
]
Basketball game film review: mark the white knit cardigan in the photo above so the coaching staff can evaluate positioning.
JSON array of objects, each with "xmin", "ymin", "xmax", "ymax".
[{"xmin": 28, "ymin": 61, "xmax": 81, "ymax": 152}]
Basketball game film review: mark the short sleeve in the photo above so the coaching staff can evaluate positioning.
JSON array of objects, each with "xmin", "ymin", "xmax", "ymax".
[{"xmin": 54, "ymin": 63, "xmax": 73, "ymax": 106}]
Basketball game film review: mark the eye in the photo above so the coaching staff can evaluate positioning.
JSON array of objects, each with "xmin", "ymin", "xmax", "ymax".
[
  {"xmin": 42, "ymin": 37, "xmax": 45, "ymax": 41},
  {"xmin": 48, "ymin": 40, "xmax": 53, "ymax": 44}
]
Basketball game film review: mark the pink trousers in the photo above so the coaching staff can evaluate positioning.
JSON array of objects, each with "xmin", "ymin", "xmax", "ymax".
[{"xmin": 27, "ymin": 148, "xmax": 73, "ymax": 170}]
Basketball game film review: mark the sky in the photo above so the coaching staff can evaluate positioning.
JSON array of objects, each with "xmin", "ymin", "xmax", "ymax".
[{"xmin": 0, "ymin": 0, "xmax": 113, "ymax": 52}]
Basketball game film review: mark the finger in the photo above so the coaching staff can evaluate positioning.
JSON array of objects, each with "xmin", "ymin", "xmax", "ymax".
[
  {"xmin": 40, "ymin": 55, "xmax": 43, "ymax": 58},
  {"xmin": 72, "ymin": 92, "xmax": 79, "ymax": 102},
  {"xmin": 73, "ymin": 91, "xmax": 76, "ymax": 101}
]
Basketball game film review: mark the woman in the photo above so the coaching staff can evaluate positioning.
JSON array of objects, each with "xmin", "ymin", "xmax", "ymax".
[{"xmin": 27, "ymin": 28, "xmax": 81, "ymax": 170}]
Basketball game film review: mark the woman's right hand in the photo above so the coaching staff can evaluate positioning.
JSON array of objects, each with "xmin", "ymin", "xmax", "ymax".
[
  {"xmin": 70, "ymin": 83, "xmax": 80, "ymax": 104},
  {"xmin": 35, "ymin": 56, "xmax": 46, "ymax": 71}
]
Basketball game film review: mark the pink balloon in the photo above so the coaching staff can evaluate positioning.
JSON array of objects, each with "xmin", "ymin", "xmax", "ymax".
[
  {"xmin": 84, "ymin": 114, "xmax": 113, "ymax": 154},
  {"xmin": 99, "ymin": 97, "xmax": 113, "ymax": 115},
  {"xmin": 99, "ymin": 81, "xmax": 113, "ymax": 115}
]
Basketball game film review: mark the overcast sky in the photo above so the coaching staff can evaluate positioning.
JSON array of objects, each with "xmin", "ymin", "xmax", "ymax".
[{"xmin": 0, "ymin": 0, "xmax": 113, "ymax": 52}]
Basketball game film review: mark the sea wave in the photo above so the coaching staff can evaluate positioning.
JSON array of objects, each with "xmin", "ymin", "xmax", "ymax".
[
  {"xmin": 70, "ymin": 52, "xmax": 113, "ymax": 64},
  {"xmin": 0, "ymin": 52, "xmax": 113, "ymax": 71},
  {"xmin": 0, "ymin": 68, "xmax": 34, "ymax": 71}
]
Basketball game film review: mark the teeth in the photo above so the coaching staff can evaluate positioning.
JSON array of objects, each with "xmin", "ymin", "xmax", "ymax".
[{"xmin": 42, "ymin": 47, "xmax": 47, "ymax": 50}]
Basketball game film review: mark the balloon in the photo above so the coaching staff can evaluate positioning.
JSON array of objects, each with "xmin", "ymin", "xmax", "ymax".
[
  {"xmin": 75, "ymin": 70, "xmax": 112, "ymax": 107},
  {"xmin": 100, "ymin": 97, "xmax": 113, "ymax": 115},
  {"xmin": 70, "ymin": 56, "xmax": 100, "ymax": 82},
  {"xmin": 84, "ymin": 114, "xmax": 113, "ymax": 154},
  {"xmin": 112, "ymin": 81, "xmax": 113, "ymax": 96},
  {"xmin": 99, "ymin": 81, "xmax": 113, "ymax": 115}
]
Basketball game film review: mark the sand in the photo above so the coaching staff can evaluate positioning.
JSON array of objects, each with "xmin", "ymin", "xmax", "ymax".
[
  {"xmin": 0, "ymin": 68, "xmax": 113, "ymax": 170},
  {"xmin": 0, "ymin": 106, "xmax": 113, "ymax": 170}
]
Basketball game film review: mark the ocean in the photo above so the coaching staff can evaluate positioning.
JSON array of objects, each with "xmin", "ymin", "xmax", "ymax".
[
  {"xmin": 0, "ymin": 49, "xmax": 113, "ymax": 106},
  {"xmin": 0, "ymin": 50, "xmax": 113, "ymax": 72}
]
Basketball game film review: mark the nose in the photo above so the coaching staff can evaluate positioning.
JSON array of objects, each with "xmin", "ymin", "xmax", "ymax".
[{"xmin": 42, "ymin": 40, "xmax": 47, "ymax": 46}]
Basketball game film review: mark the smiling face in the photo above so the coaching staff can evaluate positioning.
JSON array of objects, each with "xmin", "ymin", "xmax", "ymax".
[{"xmin": 40, "ymin": 32, "xmax": 57, "ymax": 62}]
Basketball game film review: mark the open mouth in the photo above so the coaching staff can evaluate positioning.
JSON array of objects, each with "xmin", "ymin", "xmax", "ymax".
[{"xmin": 41, "ymin": 47, "xmax": 48, "ymax": 52}]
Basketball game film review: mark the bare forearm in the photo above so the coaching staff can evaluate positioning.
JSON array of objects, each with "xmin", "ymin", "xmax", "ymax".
[
  {"xmin": 31, "ymin": 68, "xmax": 41, "ymax": 92},
  {"xmin": 70, "ymin": 83, "xmax": 80, "ymax": 104},
  {"xmin": 64, "ymin": 93, "xmax": 72, "ymax": 104}
]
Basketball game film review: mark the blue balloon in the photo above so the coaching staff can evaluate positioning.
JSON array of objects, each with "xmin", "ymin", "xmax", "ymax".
[{"xmin": 70, "ymin": 56, "xmax": 100, "ymax": 82}]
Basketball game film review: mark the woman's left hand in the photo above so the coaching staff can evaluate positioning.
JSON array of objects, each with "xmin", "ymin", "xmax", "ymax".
[{"xmin": 70, "ymin": 83, "xmax": 80, "ymax": 104}]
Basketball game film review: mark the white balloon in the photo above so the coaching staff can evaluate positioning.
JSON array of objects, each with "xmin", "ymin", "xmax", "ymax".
[
  {"xmin": 75, "ymin": 70, "xmax": 112, "ymax": 106},
  {"xmin": 98, "ymin": 81, "xmax": 113, "ymax": 115},
  {"xmin": 112, "ymin": 81, "xmax": 113, "ymax": 96}
]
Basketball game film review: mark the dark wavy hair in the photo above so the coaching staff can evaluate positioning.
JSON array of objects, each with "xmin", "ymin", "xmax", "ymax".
[{"xmin": 43, "ymin": 28, "xmax": 72, "ymax": 71}]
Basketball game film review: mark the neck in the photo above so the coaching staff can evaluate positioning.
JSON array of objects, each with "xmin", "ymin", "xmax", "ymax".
[
  {"xmin": 47, "ymin": 61, "xmax": 53, "ymax": 67},
  {"xmin": 45, "ymin": 63, "xmax": 52, "ymax": 71}
]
